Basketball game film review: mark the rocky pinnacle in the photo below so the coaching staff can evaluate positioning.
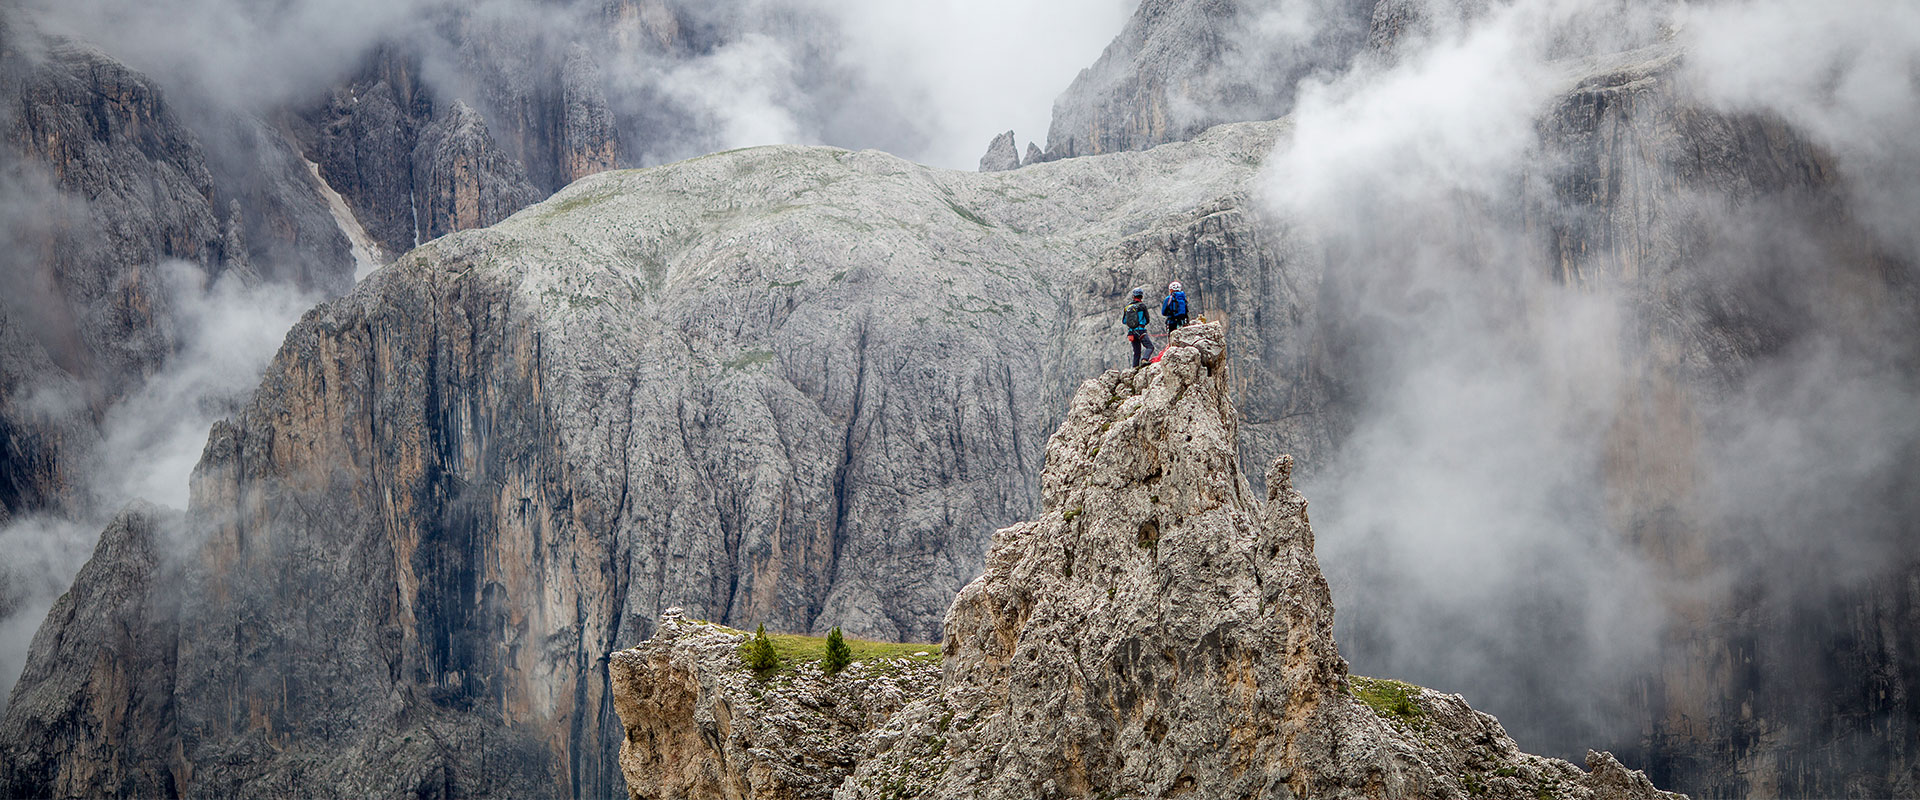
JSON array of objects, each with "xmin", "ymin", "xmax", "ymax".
[{"xmin": 617, "ymin": 322, "xmax": 1683, "ymax": 800}]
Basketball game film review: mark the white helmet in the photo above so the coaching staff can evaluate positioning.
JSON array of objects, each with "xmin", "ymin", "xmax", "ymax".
[{"xmin": 1168, "ymin": 281, "xmax": 1182, "ymax": 292}]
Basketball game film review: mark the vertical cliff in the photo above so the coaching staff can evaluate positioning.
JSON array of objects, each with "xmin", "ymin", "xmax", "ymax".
[
  {"xmin": 1039, "ymin": 2, "xmax": 1919, "ymax": 794},
  {"xmin": 1, "ymin": 120, "xmax": 1326, "ymax": 799},
  {"xmin": 614, "ymin": 323, "xmax": 1682, "ymax": 800},
  {"xmin": 0, "ymin": 503, "xmax": 180, "ymax": 798},
  {"xmin": 1040, "ymin": 0, "xmax": 1377, "ymax": 161},
  {"xmin": 0, "ymin": 26, "xmax": 224, "ymax": 528}
]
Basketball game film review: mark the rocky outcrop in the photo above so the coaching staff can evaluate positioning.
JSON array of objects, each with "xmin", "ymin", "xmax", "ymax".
[
  {"xmin": 201, "ymin": 115, "xmax": 356, "ymax": 295},
  {"xmin": 1038, "ymin": 3, "xmax": 1918, "ymax": 793},
  {"xmin": 560, "ymin": 44, "xmax": 621, "ymax": 184},
  {"xmin": 0, "ymin": 503, "xmax": 181, "ymax": 798},
  {"xmin": 0, "ymin": 13, "xmax": 353, "ymax": 527},
  {"xmin": 1040, "ymin": 0, "xmax": 1376, "ymax": 161},
  {"xmin": 294, "ymin": 46, "xmax": 435, "ymax": 258},
  {"xmin": 978, "ymin": 130, "xmax": 1019, "ymax": 172},
  {"xmin": 1, "ymin": 119, "xmax": 1323, "ymax": 799},
  {"xmin": 616, "ymin": 323, "xmax": 1681, "ymax": 800},
  {"xmin": 412, "ymin": 101, "xmax": 541, "ymax": 243},
  {"xmin": 610, "ymin": 609, "xmax": 939, "ymax": 800},
  {"xmin": 291, "ymin": 20, "xmax": 632, "ymax": 261},
  {"xmin": 1365, "ymin": 0, "xmax": 1490, "ymax": 53},
  {"xmin": 1, "ymin": 35, "xmax": 222, "ymax": 404},
  {"xmin": 0, "ymin": 25, "xmax": 225, "ymax": 525}
]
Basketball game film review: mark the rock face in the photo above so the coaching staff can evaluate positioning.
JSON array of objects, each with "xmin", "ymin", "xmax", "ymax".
[
  {"xmin": 1365, "ymin": 0, "xmax": 1490, "ymax": 53},
  {"xmin": 615, "ymin": 323, "xmax": 1681, "ymax": 800},
  {"xmin": 560, "ymin": 44, "xmax": 621, "ymax": 184},
  {"xmin": 1477, "ymin": 43, "xmax": 1916, "ymax": 800},
  {"xmin": 978, "ymin": 130, "xmax": 1020, "ymax": 172},
  {"xmin": 1, "ymin": 35, "xmax": 222, "ymax": 406},
  {"xmin": 0, "ymin": 119, "xmax": 1325, "ymax": 799},
  {"xmin": 293, "ymin": 46, "xmax": 437, "ymax": 259},
  {"xmin": 0, "ymin": 15, "xmax": 356, "ymax": 526},
  {"xmin": 1040, "ymin": 3, "xmax": 1919, "ymax": 795},
  {"xmin": 0, "ymin": 503, "xmax": 181, "ymax": 798},
  {"xmin": 610, "ymin": 609, "xmax": 940, "ymax": 800},
  {"xmin": 288, "ymin": 4, "xmax": 662, "ymax": 261},
  {"xmin": 412, "ymin": 101, "xmax": 542, "ymax": 243},
  {"xmin": 1040, "ymin": 0, "xmax": 1376, "ymax": 161},
  {"xmin": 0, "ymin": 27, "xmax": 224, "ymax": 526}
]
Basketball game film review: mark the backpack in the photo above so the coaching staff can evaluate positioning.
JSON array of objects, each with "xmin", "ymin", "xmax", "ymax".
[
  {"xmin": 1163, "ymin": 291, "xmax": 1187, "ymax": 318},
  {"xmin": 1126, "ymin": 303, "xmax": 1149, "ymax": 333}
]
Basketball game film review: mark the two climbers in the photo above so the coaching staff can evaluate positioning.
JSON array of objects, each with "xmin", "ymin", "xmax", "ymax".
[{"xmin": 1122, "ymin": 281, "xmax": 1190, "ymax": 368}]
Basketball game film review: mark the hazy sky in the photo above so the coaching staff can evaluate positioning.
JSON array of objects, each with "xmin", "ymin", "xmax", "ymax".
[{"xmin": 23, "ymin": 0, "xmax": 1137, "ymax": 170}]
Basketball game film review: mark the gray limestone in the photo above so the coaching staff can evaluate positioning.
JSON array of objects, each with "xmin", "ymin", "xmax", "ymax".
[
  {"xmin": 615, "ymin": 323, "xmax": 1682, "ymax": 800},
  {"xmin": 1041, "ymin": 0, "xmax": 1376, "ymax": 160},
  {"xmin": 978, "ymin": 130, "xmax": 1020, "ymax": 172},
  {"xmin": 1, "ymin": 117, "xmax": 1323, "ymax": 799},
  {"xmin": 411, "ymin": 100, "xmax": 543, "ymax": 243}
]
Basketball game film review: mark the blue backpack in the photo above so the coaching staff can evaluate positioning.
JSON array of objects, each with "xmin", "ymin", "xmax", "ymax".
[{"xmin": 1163, "ymin": 291, "xmax": 1187, "ymax": 318}]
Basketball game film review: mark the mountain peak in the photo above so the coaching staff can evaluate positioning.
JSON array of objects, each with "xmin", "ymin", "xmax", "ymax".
[{"xmin": 615, "ymin": 322, "xmax": 1683, "ymax": 799}]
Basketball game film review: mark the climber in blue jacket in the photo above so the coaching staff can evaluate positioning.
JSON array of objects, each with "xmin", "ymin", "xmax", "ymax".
[
  {"xmin": 1162, "ymin": 281, "xmax": 1188, "ymax": 333},
  {"xmin": 1124, "ymin": 287, "xmax": 1156, "ymax": 367}
]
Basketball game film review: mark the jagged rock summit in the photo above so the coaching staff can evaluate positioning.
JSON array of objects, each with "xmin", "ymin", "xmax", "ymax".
[
  {"xmin": 614, "ymin": 322, "xmax": 1682, "ymax": 800},
  {"xmin": 978, "ymin": 130, "xmax": 1020, "ymax": 172}
]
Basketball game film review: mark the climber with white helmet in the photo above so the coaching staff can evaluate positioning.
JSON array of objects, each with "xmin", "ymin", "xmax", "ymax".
[
  {"xmin": 1123, "ymin": 287, "xmax": 1157, "ymax": 367},
  {"xmin": 1161, "ymin": 281, "xmax": 1189, "ymax": 333}
]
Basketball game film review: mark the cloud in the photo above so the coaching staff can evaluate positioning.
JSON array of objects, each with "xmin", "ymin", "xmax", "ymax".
[
  {"xmin": 809, "ymin": 0, "xmax": 1137, "ymax": 168},
  {"xmin": 1679, "ymin": 0, "xmax": 1920, "ymax": 264},
  {"xmin": 20, "ymin": 0, "xmax": 1134, "ymax": 171},
  {"xmin": 91, "ymin": 262, "xmax": 317, "ymax": 510},
  {"xmin": 0, "ymin": 514, "xmax": 95, "ymax": 698},
  {"xmin": 1261, "ymin": 0, "xmax": 1920, "ymax": 761},
  {"xmin": 0, "ymin": 260, "xmax": 313, "ymax": 695}
]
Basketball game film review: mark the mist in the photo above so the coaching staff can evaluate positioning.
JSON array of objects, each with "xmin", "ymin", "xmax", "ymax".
[
  {"xmin": 0, "ymin": 0, "xmax": 1132, "ymax": 697},
  {"xmin": 22, "ymin": 0, "xmax": 1134, "ymax": 170},
  {"xmin": 1264, "ymin": 0, "xmax": 1920, "ymax": 762},
  {"xmin": 5, "ymin": 0, "xmax": 1914, "ymax": 782},
  {"xmin": 0, "ymin": 258, "xmax": 314, "ymax": 698}
]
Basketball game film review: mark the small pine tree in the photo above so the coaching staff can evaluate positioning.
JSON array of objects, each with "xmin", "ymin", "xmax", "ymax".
[
  {"xmin": 744, "ymin": 623, "xmax": 780, "ymax": 674},
  {"xmin": 823, "ymin": 626, "xmax": 852, "ymax": 675}
]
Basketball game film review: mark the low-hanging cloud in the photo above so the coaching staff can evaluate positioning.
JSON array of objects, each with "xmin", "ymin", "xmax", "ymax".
[
  {"xmin": 91, "ymin": 262, "xmax": 318, "ymax": 511},
  {"xmin": 0, "ymin": 0, "xmax": 1130, "ymax": 695},
  {"xmin": 1263, "ymin": 0, "xmax": 1920, "ymax": 763},
  {"xmin": 23, "ymin": 0, "xmax": 1132, "ymax": 171},
  {"xmin": 0, "ymin": 258, "xmax": 314, "ymax": 697},
  {"xmin": 1681, "ymin": 0, "xmax": 1920, "ymax": 265}
]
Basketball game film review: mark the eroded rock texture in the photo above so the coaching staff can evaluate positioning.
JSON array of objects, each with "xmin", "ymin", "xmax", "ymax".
[
  {"xmin": 412, "ymin": 101, "xmax": 542, "ymax": 243},
  {"xmin": 0, "ymin": 503, "xmax": 181, "ymax": 798},
  {"xmin": 616, "ymin": 323, "xmax": 1681, "ymax": 800},
  {"xmin": 290, "ymin": 5, "xmax": 648, "ymax": 261},
  {"xmin": 1, "ymin": 120, "xmax": 1325, "ymax": 799},
  {"xmin": 0, "ymin": 28, "xmax": 223, "ymax": 525},
  {"xmin": 610, "ymin": 609, "xmax": 940, "ymax": 800},
  {"xmin": 1040, "ymin": 0, "xmax": 1376, "ymax": 161},
  {"xmin": 0, "ymin": 17, "xmax": 355, "ymax": 531},
  {"xmin": 978, "ymin": 130, "xmax": 1019, "ymax": 172},
  {"xmin": 1040, "ymin": 5, "xmax": 1919, "ymax": 793}
]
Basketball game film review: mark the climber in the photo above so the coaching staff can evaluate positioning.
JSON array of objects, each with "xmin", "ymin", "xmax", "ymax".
[
  {"xmin": 1124, "ymin": 287, "xmax": 1157, "ymax": 367},
  {"xmin": 1162, "ymin": 281, "xmax": 1189, "ymax": 333}
]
